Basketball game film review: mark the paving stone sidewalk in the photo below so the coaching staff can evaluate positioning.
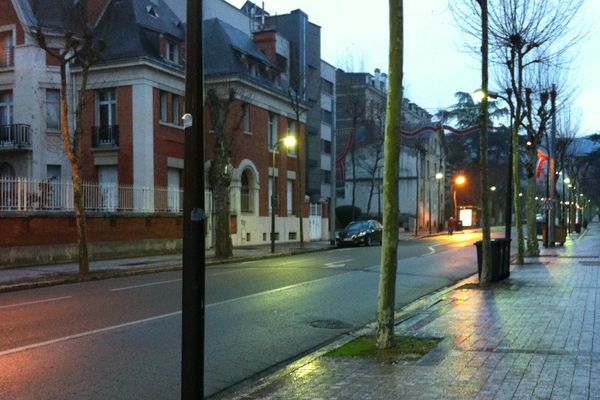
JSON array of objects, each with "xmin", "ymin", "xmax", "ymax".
[{"xmin": 226, "ymin": 224, "xmax": 599, "ymax": 400}]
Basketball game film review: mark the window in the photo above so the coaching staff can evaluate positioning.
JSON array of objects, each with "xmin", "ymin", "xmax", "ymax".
[
  {"xmin": 168, "ymin": 168, "xmax": 181, "ymax": 211},
  {"xmin": 321, "ymin": 78, "xmax": 333, "ymax": 95},
  {"xmin": 322, "ymin": 139, "xmax": 331, "ymax": 154},
  {"xmin": 171, "ymin": 94, "xmax": 180, "ymax": 124},
  {"xmin": 268, "ymin": 112, "xmax": 277, "ymax": 149},
  {"xmin": 166, "ymin": 40, "xmax": 179, "ymax": 63},
  {"xmin": 97, "ymin": 89, "xmax": 117, "ymax": 126},
  {"xmin": 160, "ymin": 91, "xmax": 168, "ymax": 122},
  {"xmin": 46, "ymin": 90, "xmax": 61, "ymax": 132},
  {"xmin": 323, "ymin": 170, "xmax": 331, "ymax": 184},
  {"xmin": 0, "ymin": 30, "xmax": 14, "ymax": 68},
  {"xmin": 321, "ymin": 109, "xmax": 332, "ymax": 125},
  {"xmin": 287, "ymin": 179, "xmax": 294, "ymax": 215},
  {"xmin": 241, "ymin": 170, "xmax": 252, "ymax": 213},
  {"xmin": 0, "ymin": 91, "xmax": 12, "ymax": 126},
  {"xmin": 242, "ymin": 103, "xmax": 251, "ymax": 133}
]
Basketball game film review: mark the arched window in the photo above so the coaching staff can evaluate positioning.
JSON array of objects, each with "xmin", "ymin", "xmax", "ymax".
[{"xmin": 240, "ymin": 169, "xmax": 252, "ymax": 213}]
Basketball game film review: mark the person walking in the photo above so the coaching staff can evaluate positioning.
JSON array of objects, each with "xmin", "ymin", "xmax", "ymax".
[{"xmin": 448, "ymin": 216, "xmax": 457, "ymax": 235}]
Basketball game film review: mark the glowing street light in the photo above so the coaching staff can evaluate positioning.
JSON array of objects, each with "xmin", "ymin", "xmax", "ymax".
[
  {"xmin": 452, "ymin": 174, "xmax": 467, "ymax": 220},
  {"xmin": 270, "ymin": 135, "xmax": 297, "ymax": 253}
]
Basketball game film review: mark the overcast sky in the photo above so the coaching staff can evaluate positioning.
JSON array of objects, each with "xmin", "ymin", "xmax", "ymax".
[{"xmin": 226, "ymin": 0, "xmax": 599, "ymax": 136}]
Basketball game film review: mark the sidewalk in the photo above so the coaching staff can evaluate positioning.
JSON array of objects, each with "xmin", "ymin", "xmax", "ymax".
[{"xmin": 223, "ymin": 224, "xmax": 599, "ymax": 400}]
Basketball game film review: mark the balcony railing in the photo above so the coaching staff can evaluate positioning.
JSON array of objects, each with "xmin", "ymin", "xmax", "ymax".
[
  {"xmin": 0, "ymin": 45, "xmax": 14, "ymax": 68},
  {"xmin": 0, "ymin": 124, "xmax": 31, "ymax": 149},
  {"xmin": 92, "ymin": 125, "xmax": 119, "ymax": 148}
]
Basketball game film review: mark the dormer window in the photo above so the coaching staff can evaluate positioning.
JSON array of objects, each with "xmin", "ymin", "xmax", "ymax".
[
  {"xmin": 147, "ymin": 5, "xmax": 159, "ymax": 18},
  {"xmin": 166, "ymin": 40, "xmax": 179, "ymax": 63}
]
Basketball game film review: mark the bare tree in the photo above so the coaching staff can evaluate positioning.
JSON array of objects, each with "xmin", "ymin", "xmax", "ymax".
[
  {"xmin": 34, "ymin": 2, "xmax": 105, "ymax": 274},
  {"xmin": 336, "ymin": 82, "xmax": 366, "ymax": 221},
  {"xmin": 205, "ymin": 86, "xmax": 246, "ymax": 259},
  {"xmin": 376, "ymin": 0, "xmax": 403, "ymax": 350},
  {"xmin": 355, "ymin": 100, "xmax": 386, "ymax": 217},
  {"xmin": 451, "ymin": 0, "xmax": 584, "ymax": 264}
]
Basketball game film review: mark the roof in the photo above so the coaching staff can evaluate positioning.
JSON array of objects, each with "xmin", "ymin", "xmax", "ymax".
[
  {"xmin": 95, "ymin": 0, "xmax": 184, "ymax": 63},
  {"xmin": 203, "ymin": 18, "xmax": 275, "ymax": 77},
  {"xmin": 15, "ymin": 0, "xmax": 185, "ymax": 65}
]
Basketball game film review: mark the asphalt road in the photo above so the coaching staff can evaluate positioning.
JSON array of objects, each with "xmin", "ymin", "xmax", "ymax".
[{"xmin": 0, "ymin": 231, "xmax": 483, "ymax": 399}]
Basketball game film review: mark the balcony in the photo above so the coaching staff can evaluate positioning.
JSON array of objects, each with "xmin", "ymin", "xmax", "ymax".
[
  {"xmin": 92, "ymin": 125, "xmax": 119, "ymax": 148},
  {"xmin": 0, "ymin": 45, "xmax": 14, "ymax": 68},
  {"xmin": 0, "ymin": 124, "xmax": 31, "ymax": 150}
]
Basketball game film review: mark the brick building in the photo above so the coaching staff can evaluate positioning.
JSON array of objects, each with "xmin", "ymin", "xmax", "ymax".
[{"xmin": 1, "ymin": 0, "xmax": 322, "ymax": 252}]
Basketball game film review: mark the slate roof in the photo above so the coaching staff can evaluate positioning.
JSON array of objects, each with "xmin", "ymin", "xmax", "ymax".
[
  {"xmin": 18, "ymin": 0, "xmax": 84, "ymax": 33},
  {"xmin": 203, "ymin": 18, "xmax": 278, "ymax": 83},
  {"xmin": 94, "ymin": 0, "xmax": 184, "ymax": 63},
  {"xmin": 15, "ymin": 0, "xmax": 185, "ymax": 66}
]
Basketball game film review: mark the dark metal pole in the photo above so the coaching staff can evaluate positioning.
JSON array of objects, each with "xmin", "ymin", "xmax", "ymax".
[
  {"xmin": 428, "ymin": 163, "xmax": 432, "ymax": 235},
  {"xmin": 505, "ymin": 110, "xmax": 513, "ymax": 240},
  {"xmin": 271, "ymin": 146, "xmax": 276, "ymax": 253},
  {"xmin": 182, "ymin": 1, "xmax": 205, "ymax": 399},
  {"xmin": 548, "ymin": 85, "xmax": 557, "ymax": 246}
]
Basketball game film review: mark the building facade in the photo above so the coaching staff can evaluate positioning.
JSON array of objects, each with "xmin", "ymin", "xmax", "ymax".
[
  {"xmin": 1, "ymin": 0, "xmax": 326, "ymax": 250},
  {"xmin": 335, "ymin": 69, "xmax": 446, "ymax": 232}
]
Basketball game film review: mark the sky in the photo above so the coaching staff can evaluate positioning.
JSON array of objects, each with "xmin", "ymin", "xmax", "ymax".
[{"xmin": 226, "ymin": 0, "xmax": 600, "ymax": 136}]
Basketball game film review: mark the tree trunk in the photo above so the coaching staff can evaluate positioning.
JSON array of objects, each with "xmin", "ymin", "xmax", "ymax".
[
  {"xmin": 513, "ymin": 127, "xmax": 525, "ymax": 264},
  {"xmin": 71, "ymin": 162, "xmax": 89, "ymax": 274},
  {"xmin": 213, "ymin": 185, "xmax": 232, "ymax": 258},
  {"xmin": 478, "ymin": 0, "xmax": 493, "ymax": 287},
  {"xmin": 376, "ymin": 0, "xmax": 402, "ymax": 350},
  {"xmin": 60, "ymin": 64, "xmax": 90, "ymax": 275}
]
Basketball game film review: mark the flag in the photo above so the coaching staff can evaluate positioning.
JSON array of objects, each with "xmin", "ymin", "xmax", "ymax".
[{"xmin": 536, "ymin": 148, "xmax": 549, "ymax": 178}]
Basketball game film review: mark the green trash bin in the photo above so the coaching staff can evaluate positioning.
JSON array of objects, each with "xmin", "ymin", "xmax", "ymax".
[{"xmin": 475, "ymin": 239, "xmax": 510, "ymax": 282}]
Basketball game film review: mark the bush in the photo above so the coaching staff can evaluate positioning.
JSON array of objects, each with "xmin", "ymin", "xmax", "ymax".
[{"xmin": 336, "ymin": 205, "xmax": 362, "ymax": 227}]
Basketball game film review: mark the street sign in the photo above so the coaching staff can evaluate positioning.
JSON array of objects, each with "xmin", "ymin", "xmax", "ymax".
[{"xmin": 543, "ymin": 198, "xmax": 553, "ymax": 210}]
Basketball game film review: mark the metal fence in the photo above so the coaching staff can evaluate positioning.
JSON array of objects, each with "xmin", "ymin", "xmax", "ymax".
[{"xmin": 0, "ymin": 177, "xmax": 183, "ymax": 213}]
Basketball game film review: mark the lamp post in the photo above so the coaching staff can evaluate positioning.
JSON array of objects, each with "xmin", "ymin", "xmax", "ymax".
[
  {"xmin": 564, "ymin": 177, "xmax": 571, "ymax": 233},
  {"xmin": 435, "ymin": 172, "xmax": 443, "ymax": 232},
  {"xmin": 452, "ymin": 174, "xmax": 466, "ymax": 221},
  {"xmin": 270, "ymin": 135, "xmax": 297, "ymax": 253}
]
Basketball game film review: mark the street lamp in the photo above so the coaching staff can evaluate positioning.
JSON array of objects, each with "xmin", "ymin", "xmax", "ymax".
[
  {"xmin": 435, "ymin": 172, "xmax": 443, "ymax": 232},
  {"xmin": 452, "ymin": 174, "xmax": 466, "ymax": 221},
  {"xmin": 270, "ymin": 135, "xmax": 297, "ymax": 253}
]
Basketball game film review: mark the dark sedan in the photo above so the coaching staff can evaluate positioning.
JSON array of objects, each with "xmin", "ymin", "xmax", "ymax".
[{"xmin": 336, "ymin": 220, "xmax": 383, "ymax": 247}]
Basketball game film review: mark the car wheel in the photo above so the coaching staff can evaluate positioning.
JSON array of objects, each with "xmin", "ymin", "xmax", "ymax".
[{"xmin": 364, "ymin": 236, "xmax": 371, "ymax": 246}]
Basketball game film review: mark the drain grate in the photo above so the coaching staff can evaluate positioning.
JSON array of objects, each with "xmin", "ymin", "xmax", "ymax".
[{"xmin": 309, "ymin": 320, "xmax": 353, "ymax": 330}]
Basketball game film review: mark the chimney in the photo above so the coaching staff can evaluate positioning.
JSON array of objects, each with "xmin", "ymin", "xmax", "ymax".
[
  {"xmin": 253, "ymin": 30, "xmax": 278, "ymax": 65},
  {"xmin": 380, "ymin": 72, "xmax": 387, "ymax": 91},
  {"xmin": 373, "ymin": 68, "xmax": 381, "ymax": 87}
]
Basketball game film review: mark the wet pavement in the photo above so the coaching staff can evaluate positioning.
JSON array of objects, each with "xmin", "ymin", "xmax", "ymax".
[{"xmin": 222, "ymin": 224, "xmax": 598, "ymax": 399}]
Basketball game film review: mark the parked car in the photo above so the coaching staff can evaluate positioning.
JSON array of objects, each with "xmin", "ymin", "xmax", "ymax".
[{"xmin": 336, "ymin": 220, "xmax": 383, "ymax": 247}]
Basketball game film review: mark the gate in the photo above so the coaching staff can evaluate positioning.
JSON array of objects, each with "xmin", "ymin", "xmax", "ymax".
[{"xmin": 308, "ymin": 203, "xmax": 322, "ymax": 241}]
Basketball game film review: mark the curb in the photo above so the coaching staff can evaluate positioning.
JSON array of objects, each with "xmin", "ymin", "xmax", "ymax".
[{"xmin": 0, "ymin": 264, "xmax": 181, "ymax": 294}]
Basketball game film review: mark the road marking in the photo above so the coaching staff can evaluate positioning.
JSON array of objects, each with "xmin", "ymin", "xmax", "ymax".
[
  {"xmin": 206, "ymin": 271, "xmax": 359, "ymax": 309},
  {"xmin": 212, "ymin": 268, "xmax": 253, "ymax": 276},
  {"xmin": 324, "ymin": 258, "xmax": 353, "ymax": 268},
  {"xmin": 0, "ymin": 311, "xmax": 182, "ymax": 357},
  {"xmin": 109, "ymin": 279, "xmax": 182, "ymax": 292},
  {"xmin": 0, "ymin": 296, "xmax": 72, "ymax": 310}
]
